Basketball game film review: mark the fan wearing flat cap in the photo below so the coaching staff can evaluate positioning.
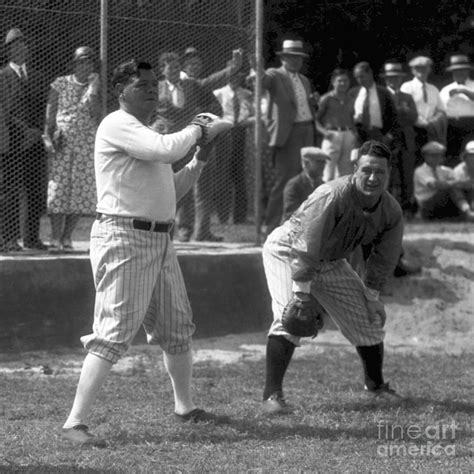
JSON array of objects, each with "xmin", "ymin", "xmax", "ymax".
[
  {"xmin": 249, "ymin": 39, "xmax": 319, "ymax": 235},
  {"xmin": 281, "ymin": 146, "xmax": 329, "ymax": 222},
  {"xmin": 0, "ymin": 27, "xmax": 49, "ymax": 252},
  {"xmin": 400, "ymin": 56, "xmax": 447, "ymax": 157},
  {"xmin": 452, "ymin": 141, "xmax": 474, "ymax": 220},
  {"xmin": 413, "ymin": 140, "xmax": 468, "ymax": 220}
]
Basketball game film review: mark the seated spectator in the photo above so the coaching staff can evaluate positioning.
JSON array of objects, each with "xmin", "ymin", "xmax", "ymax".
[
  {"xmin": 213, "ymin": 71, "xmax": 254, "ymax": 224},
  {"xmin": 439, "ymin": 54, "xmax": 474, "ymax": 166},
  {"xmin": 316, "ymin": 68, "xmax": 357, "ymax": 182},
  {"xmin": 452, "ymin": 140, "xmax": 474, "ymax": 220},
  {"xmin": 281, "ymin": 146, "xmax": 329, "ymax": 222},
  {"xmin": 414, "ymin": 141, "xmax": 465, "ymax": 220}
]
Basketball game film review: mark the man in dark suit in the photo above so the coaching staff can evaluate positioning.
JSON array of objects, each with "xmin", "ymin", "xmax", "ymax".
[
  {"xmin": 154, "ymin": 51, "xmax": 223, "ymax": 242},
  {"xmin": 381, "ymin": 61, "xmax": 419, "ymax": 218},
  {"xmin": 0, "ymin": 28, "xmax": 48, "ymax": 251},
  {"xmin": 257, "ymin": 39, "xmax": 319, "ymax": 235},
  {"xmin": 351, "ymin": 61, "xmax": 398, "ymax": 148},
  {"xmin": 281, "ymin": 146, "xmax": 328, "ymax": 222}
]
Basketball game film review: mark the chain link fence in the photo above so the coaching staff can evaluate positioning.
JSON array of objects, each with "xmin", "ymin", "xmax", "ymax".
[{"xmin": 0, "ymin": 0, "xmax": 263, "ymax": 253}]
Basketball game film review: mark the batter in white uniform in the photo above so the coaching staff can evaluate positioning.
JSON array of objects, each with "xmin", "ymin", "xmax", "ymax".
[{"xmin": 61, "ymin": 59, "xmax": 223, "ymax": 447}]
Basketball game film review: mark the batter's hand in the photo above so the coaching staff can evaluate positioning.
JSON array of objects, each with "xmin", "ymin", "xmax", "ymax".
[
  {"xmin": 195, "ymin": 143, "xmax": 213, "ymax": 163},
  {"xmin": 366, "ymin": 299, "xmax": 386, "ymax": 327}
]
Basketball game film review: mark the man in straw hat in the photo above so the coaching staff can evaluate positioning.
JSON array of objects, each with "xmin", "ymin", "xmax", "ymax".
[
  {"xmin": 381, "ymin": 61, "xmax": 418, "ymax": 218},
  {"xmin": 253, "ymin": 39, "xmax": 319, "ymax": 235},
  {"xmin": 0, "ymin": 27, "xmax": 49, "ymax": 252},
  {"xmin": 400, "ymin": 56, "xmax": 447, "ymax": 160},
  {"xmin": 439, "ymin": 54, "xmax": 474, "ymax": 165}
]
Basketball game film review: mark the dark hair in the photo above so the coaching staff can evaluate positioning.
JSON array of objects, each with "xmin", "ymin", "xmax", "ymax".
[
  {"xmin": 111, "ymin": 59, "xmax": 153, "ymax": 88},
  {"xmin": 330, "ymin": 67, "xmax": 350, "ymax": 83},
  {"xmin": 158, "ymin": 51, "xmax": 181, "ymax": 72},
  {"xmin": 356, "ymin": 140, "xmax": 392, "ymax": 166},
  {"xmin": 353, "ymin": 61, "xmax": 372, "ymax": 74}
]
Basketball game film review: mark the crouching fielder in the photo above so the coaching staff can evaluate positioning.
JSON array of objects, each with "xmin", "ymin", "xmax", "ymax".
[
  {"xmin": 262, "ymin": 140, "xmax": 405, "ymax": 414},
  {"xmin": 61, "ymin": 60, "xmax": 230, "ymax": 447}
]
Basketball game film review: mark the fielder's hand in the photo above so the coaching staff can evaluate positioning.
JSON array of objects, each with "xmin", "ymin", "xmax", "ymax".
[
  {"xmin": 190, "ymin": 112, "xmax": 233, "ymax": 146},
  {"xmin": 366, "ymin": 299, "xmax": 386, "ymax": 327},
  {"xmin": 281, "ymin": 293, "xmax": 325, "ymax": 338}
]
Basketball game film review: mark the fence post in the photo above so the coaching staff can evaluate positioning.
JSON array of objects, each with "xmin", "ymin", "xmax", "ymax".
[
  {"xmin": 254, "ymin": 0, "xmax": 264, "ymax": 245},
  {"xmin": 100, "ymin": 0, "xmax": 108, "ymax": 119}
]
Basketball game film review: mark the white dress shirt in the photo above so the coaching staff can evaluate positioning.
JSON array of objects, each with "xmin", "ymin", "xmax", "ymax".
[
  {"xmin": 9, "ymin": 61, "xmax": 27, "ymax": 79},
  {"xmin": 414, "ymin": 162, "xmax": 455, "ymax": 202},
  {"xmin": 288, "ymin": 72, "xmax": 313, "ymax": 122},
  {"xmin": 401, "ymin": 77, "xmax": 445, "ymax": 124},
  {"xmin": 165, "ymin": 80, "xmax": 184, "ymax": 108},
  {"xmin": 354, "ymin": 83, "xmax": 383, "ymax": 129},
  {"xmin": 213, "ymin": 84, "xmax": 253, "ymax": 124}
]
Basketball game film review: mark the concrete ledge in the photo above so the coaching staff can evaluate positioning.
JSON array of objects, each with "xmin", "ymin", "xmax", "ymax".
[{"xmin": 0, "ymin": 245, "xmax": 272, "ymax": 351}]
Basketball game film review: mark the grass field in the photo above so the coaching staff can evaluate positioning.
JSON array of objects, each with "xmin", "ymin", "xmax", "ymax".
[{"xmin": 0, "ymin": 331, "xmax": 472, "ymax": 473}]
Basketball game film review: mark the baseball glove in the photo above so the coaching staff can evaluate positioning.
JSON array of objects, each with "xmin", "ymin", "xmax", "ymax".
[
  {"xmin": 281, "ymin": 295, "xmax": 325, "ymax": 338},
  {"xmin": 190, "ymin": 112, "xmax": 233, "ymax": 145}
]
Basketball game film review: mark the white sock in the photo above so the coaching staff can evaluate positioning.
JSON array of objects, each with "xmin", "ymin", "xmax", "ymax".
[{"xmin": 63, "ymin": 353, "xmax": 113, "ymax": 429}]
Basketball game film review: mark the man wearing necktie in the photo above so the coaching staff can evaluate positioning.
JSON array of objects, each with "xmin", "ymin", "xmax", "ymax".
[
  {"xmin": 253, "ymin": 39, "xmax": 319, "ymax": 235},
  {"xmin": 381, "ymin": 61, "xmax": 418, "ymax": 218},
  {"xmin": 439, "ymin": 54, "xmax": 474, "ymax": 166},
  {"xmin": 0, "ymin": 28, "xmax": 48, "ymax": 252},
  {"xmin": 400, "ymin": 56, "xmax": 447, "ymax": 165},
  {"xmin": 351, "ymin": 62, "xmax": 398, "ymax": 147}
]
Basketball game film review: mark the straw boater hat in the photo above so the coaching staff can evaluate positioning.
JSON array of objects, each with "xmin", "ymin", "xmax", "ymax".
[
  {"xmin": 277, "ymin": 39, "xmax": 309, "ymax": 58},
  {"xmin": 381, "ymin": 62, "xmax": 407, "ymax": 77},
  {"xmin": 408, "ymin": 56, "xmax": 433, "ymax": 68},
  {"xmin": 445, "ymin": 54, "xmax": 473, "ymax": 72},
  {"xmin": 462, "ymin": 140, "xmax": 474, "ymax": 157},
  {"xmin": 421, "ymin": 141, "xmax": 446, "ymax": 155},
  {"xmin": 5, "ymin": 27, "xmax": 24, "ymax": 45}
]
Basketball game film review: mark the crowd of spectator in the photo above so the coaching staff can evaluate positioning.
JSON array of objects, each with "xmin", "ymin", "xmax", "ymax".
[{"xmin": 0, "ymin": 31, "xmax": 473, "ymax": 255}]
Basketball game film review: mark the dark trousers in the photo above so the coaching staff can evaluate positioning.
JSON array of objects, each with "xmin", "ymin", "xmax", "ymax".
[
  {"xmin": 175, "ymin": 147, "xmax": 217, "ymax": 239},
  {"xmin": 390, "ymin": 141, "xmax": 417, "ymax": 213},
  {"xmin": 214, "ymin": 127, "xmax": 248, "ymax": 224},
  {"xmin": 1, "ymin": 138, "xmax": 46, "ymax": 244},
  {"xmin": 264, "ymin": 122, "xmax": 314, "ymax": 233},
  {"xmin": 420, "ymin": 190, "xmax": 463, "ymax": 220},
  {"xmin": 446, "ymin": 117, "xmax": 474, "ymax": 167}
]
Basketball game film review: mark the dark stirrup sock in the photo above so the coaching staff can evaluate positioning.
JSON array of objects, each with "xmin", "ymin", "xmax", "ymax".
[
  {"xmin": 263, "ymin": 335, "xmax": 296, "ymax": 400},
  {"xmin": 356, "ymin": 342, "xmax": 384, "ymax": 390}
]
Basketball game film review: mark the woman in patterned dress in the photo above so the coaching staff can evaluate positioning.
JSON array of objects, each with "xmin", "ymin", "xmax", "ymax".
[{"xmin": 43, "ymin": 46, "xmax": 100, "ymax": 250}]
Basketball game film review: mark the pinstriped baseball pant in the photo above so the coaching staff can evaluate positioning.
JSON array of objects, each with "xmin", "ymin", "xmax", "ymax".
[
  {"xmin": 262, "ymin": 224, "xmax": 385, "ymax": 347},
  {"xmin": 81, "ymin": 215, "xmax": 195, "ymax": 364}
]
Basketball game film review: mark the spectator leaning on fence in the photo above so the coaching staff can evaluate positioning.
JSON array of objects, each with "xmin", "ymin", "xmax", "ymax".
[
  {"xmin": 255, "ymin": 39, "xmax": 319, "ymax": 235},
  {"xmin": 0, "ymin": 27, "xmax": 49, "ymax": 252},
  {"xmin": 43, "ymin": 46, "xmax": 101, "ymax": 251},
  {"xmin": 213, "ymin": 71, "xmax": 254, "ymax": 224},
  {"xmin": 154, "ymin": 51, "xmax": 223, "ymax": 242},
  {"xmin": 61, "ymin": 59, "xmax": 228, "ymax": 448}
]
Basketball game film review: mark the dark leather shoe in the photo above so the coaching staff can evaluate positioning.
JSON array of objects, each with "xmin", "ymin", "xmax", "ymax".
[
  {"xmin": 24, "ymin": 240, "xmax": 49, "ymax": 251},
  {"xmin": 3, "ymin": 241, "xmax": 23, "ymax": 252},
  {"xmin": 393, "ymin": 257, "xmax": 421, "ymax": 277},
  {"xmin": 61, "ymin": 424, "xmax": 107, "ymax": 447},
  {"xmin": 174, "ymin": 408, "xmax": 229, "ymax": 424}
]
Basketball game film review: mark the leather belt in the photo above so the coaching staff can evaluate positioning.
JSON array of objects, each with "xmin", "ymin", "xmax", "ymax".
[
  {"xmin": 327, "ymin": 126, "xmax": 352, "ymax": 131},
  {"xmin": 96, "ymin": 213, "xmax": 174, "ymax": 233}
]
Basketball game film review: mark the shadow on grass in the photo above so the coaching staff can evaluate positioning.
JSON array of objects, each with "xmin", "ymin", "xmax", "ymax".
[{"xmin": 0, "ymin": 465, "xmax": 112, "ymax": 473}]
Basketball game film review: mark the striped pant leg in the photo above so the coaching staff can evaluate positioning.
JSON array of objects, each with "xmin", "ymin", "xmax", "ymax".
[
  {"xmin": 82, "ymin": 217, "xmax": 163, "ymax": 364},
  {"xmin": 143, "ymin": 241, "xmax": 195, "ymax": 354},
  {"xmin": 311, "ymin": 260, "xmax": 385, "ymax": 346},
  {"xmin": 262, "ymin": 227, "xmax": 301, "ymax": 346}
]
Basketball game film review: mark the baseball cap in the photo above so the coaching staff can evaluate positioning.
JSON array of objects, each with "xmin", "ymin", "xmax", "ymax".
[{"xmin": 301, "ymin": 147, "xmax": 330, "ymax": 161}]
